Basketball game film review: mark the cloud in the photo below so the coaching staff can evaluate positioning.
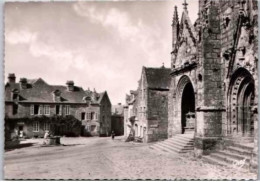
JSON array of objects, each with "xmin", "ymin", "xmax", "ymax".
[
  {"xmin": 73, "ymin": 2, "xmax": 168, "ymax": 66},
  {"xmin": 5, "ymin": 1, "xmax": 187, "ymax": 104},
  {"xmin": 5, "ymin": 29, "xmax": 37, "ymax": 45},
  {"xmin": 73, "ymin": 3, "xmax": 139, "ymax": 40}
]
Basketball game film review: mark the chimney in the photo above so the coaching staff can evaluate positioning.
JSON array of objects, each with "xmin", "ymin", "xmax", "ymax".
[
  {"xmin": 66, "ymin": 81, "xmax": 74, "ymax": 91},
  {"xmin": 19, "ymin": 78, "xmax": 27, "ymax": 89},
  {"xmin": 8, "ymin": 73, "xmax": 16, "ymax": 83}
]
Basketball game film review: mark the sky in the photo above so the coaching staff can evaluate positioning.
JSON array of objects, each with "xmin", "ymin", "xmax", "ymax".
[{"xmin": 5, "ymin": 0, "xmax": 198, "ymax": 105}]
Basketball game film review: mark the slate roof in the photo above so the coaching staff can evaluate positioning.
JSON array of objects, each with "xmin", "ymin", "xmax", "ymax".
[
  {"xmin": 84, "ymin": 90, "xmax": 106, "ymax": 104},
  {"xmin": 5, "ymin": 76, "xmax": 107, "ymax": 104},
  {"xmin": 144, "ymin": 66, "xmax": 171, "ymax": 90}
]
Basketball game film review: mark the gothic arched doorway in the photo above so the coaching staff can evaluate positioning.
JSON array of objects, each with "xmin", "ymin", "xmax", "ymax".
[
  {"xmin": 181, "ymin": 82, "xmax": 195, "ymax": 133},
  {"xmin": 176, "ymin": 75, "xmax": 196, "ymax": 134},
  {"xmin": 228, "ymin": 68, "xmax": 255, "ymax": 137}
]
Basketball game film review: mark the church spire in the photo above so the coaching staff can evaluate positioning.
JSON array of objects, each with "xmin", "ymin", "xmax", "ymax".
[
  {"xmin": 183, "ymin": 0, "xmax": 188, "ymax": 12},
  {"xmin": 173, "ymin": 6, "xmax": 179, "ymax": 23},
  {"xmin": 172, "ymin": 6, "xmax": 179, "ymax": 52}
]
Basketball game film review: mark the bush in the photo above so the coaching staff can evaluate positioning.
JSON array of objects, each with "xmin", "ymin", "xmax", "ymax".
[{"xmin": 5, "ymin": 115, "xmax": 82, "ymax": 139}]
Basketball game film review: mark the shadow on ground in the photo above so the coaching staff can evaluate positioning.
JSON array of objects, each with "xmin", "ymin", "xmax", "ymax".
[{"xmin": 5, "ymin": 143, "xmax": 34, "ymax": 152}]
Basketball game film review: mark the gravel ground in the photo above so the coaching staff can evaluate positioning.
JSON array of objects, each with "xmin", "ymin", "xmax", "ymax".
[{"xmin": 4, "ymin": 136, "xmax": 257, "ymax": 180}]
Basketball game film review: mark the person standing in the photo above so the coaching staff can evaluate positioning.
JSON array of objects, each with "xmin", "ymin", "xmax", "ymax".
[{"xmin": 111, "ymin": 131, "xmax": 115, "ymax": 140}]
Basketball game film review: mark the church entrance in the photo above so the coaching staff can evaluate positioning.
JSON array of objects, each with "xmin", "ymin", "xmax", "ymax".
[
  {"xmin": 228, "ymin": 68, "xmax": 255, "ymax": 138},
  {"xmin": 176, "ymin": 75, "xmax": 196, "ymax": 135},
  {"xmin": 181, "ymin": 82, "xmax": 195, "ymax": 134}
]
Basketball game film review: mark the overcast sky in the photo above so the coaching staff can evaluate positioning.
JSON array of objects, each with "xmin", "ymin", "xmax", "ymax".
[{"xmin": 5, "ymin": 0, "xmax": 198, "ymax": 105}]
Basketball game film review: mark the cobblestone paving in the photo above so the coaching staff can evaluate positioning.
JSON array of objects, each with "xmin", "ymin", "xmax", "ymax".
[{"xmin": 4, "ymin": 137, "xmax": 257, "ymax": 180}]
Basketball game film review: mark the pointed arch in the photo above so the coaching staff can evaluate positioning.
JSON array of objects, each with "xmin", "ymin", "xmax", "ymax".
[{"xmin": 227, "ymin": 67, "xmax": 255, "ymax": 136}]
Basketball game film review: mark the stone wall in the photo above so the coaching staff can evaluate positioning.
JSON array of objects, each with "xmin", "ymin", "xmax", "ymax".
[
  {"xmin": 147, "ymin": 89, "xmax": 168, "ymax": 142},
  {"xmin": 195, "ymin": 0, "xmax": 225, "ymax": 156},
  {"xmin": 99, "ymin": 94, "xmax": 112, "ymax": 136}
]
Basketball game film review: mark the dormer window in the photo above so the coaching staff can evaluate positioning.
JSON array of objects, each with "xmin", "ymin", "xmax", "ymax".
[
  {"xmin": 83, "ymin": 96, "xmax": 91, "ymax": 103},
  {"xmin": 53, "ymin": 90, "xmax": 62, "ymax": 102}
]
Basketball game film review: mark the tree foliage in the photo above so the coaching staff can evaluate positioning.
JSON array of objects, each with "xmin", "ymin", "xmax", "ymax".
[{"xmin": 5, "ymin": 115, "xmax": 82, "ymax": 138}]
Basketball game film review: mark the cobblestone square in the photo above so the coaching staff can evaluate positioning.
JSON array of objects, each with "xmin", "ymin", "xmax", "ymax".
[{"xmin": 4, "ymin": 137, "xmax": 257, "ymax": 180}]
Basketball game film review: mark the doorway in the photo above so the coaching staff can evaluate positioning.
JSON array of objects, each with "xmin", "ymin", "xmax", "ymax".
[{"xmin": 181, "ymin": 82, "xmax": 195, "ymax": 134}]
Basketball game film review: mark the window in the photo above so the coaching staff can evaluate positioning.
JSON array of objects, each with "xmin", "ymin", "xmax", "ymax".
[
  {"xmin": 65, "ymin": 105, "xmax": 70, "ymax": 115},
  {"xmin": 44, "ymin": 105, "xmax": 50, "ymax": 115},
  {"xmin": 12, "ymin": 104, "xmax": 18, "ymax": 115},
  {"xmin": 56, "ymin": 105, "xmax": 62, "ymax": 115},
  {"xmin": 43, "ymin": 122, "xmax": 50, "ymax": 131},
  {"xmin": 34, "ymin": 105, "xmax": 39, "ymax": 115},
  {"xmin": 91, "ymin": 112, "xmax": 95, "ymax": 120},
  {"xmin": 33, "ymin": 121, "xmax": 39, "ymax": 132},
  {"xmin": 81, "ymin": 112, "xmax": 86, "ymax": 121},
  {"xmin": 12, "ymin": 93, "xmax": 18, "ymax": 100}
]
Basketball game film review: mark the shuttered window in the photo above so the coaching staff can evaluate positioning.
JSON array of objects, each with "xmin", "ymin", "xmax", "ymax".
[{"xmin": 30, "ymin": 105, "xmax": 34, "ymax": 115}]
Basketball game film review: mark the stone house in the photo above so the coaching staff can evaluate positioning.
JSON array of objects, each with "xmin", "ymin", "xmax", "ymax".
[
  {"xmin": 124, "ymin": 66, "xmax": 171, "ymax": 142},
  {"xmin": 82, "ymin": 89, "xmax": 112, "ymax": 136},
  {"xmin": 168, "ymin": 0, "xmax": 258, "ymax": 168},
  {"xmin": 111, "ymin": 103, "xmax": 124, "ymax": 136},
  {"xmin": 123, "ymin": 90, "xmax": 138, "ymax": 139},
  {"xmin": 5, "ymin": 74, "xmax": 111, "ymax": 138}
]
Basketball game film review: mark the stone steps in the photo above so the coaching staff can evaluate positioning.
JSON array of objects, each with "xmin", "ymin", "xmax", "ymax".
[
  {"xmin": 149, "ymin": 134, "xmax": 194, "ymax": 154},
  {"xmin": 203, "ymin": 142, "xmax": 253, "ymax": 169}
]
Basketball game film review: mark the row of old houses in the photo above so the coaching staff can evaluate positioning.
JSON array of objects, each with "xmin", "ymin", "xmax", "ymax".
[
  {"xmin": 124, "ymin": 66, "xmax": 171, "ymax": 143},
  {"xmin": 124, "ymin": 0, "xmax": 258, "ymax": 171},
  {"xmin": 5, "ymin": 73, "xmax": 115, "ymax": 139}
]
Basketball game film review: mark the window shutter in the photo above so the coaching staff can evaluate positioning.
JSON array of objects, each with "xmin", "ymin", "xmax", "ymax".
[
  {"xmin": 39, "ymin": 105, "xmax": 43, "ymax": 115},
  {"xmin": 47, "ymin": 106, "xmax": 50, "ymax": 115},
  {"xmin": 67, "ymin": 105, "xmax": 70, "ymax": 115},
  {"xmin": 59, "ymin": 105, "xmax": 62, "ymax": 115},
  {"xmin": 30, "ymin": 105, "xmax": 34, "ymax": 115}
]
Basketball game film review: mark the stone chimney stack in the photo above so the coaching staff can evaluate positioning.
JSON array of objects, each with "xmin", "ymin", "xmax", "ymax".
[
  {"xmin": 8, "ymin": 73, "xmax": 16, "ymax": 83},
  {"xmin": 66, "ymin": 81, "xmax": 74, "ymax": 91},
  {"xmin": 19, "ymin": 78, "xmax": 27, "ymax": 89}
]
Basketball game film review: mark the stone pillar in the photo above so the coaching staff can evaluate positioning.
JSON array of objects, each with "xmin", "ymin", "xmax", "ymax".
[{"xmin": 195, "ymin": 0, "xmax": 225, "ymax": 156}]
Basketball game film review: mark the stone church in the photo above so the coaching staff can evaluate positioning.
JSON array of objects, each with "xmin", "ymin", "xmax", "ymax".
[{"xmin": 167, "ymin": 0, "xmax": 258, "ymax": 168}]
